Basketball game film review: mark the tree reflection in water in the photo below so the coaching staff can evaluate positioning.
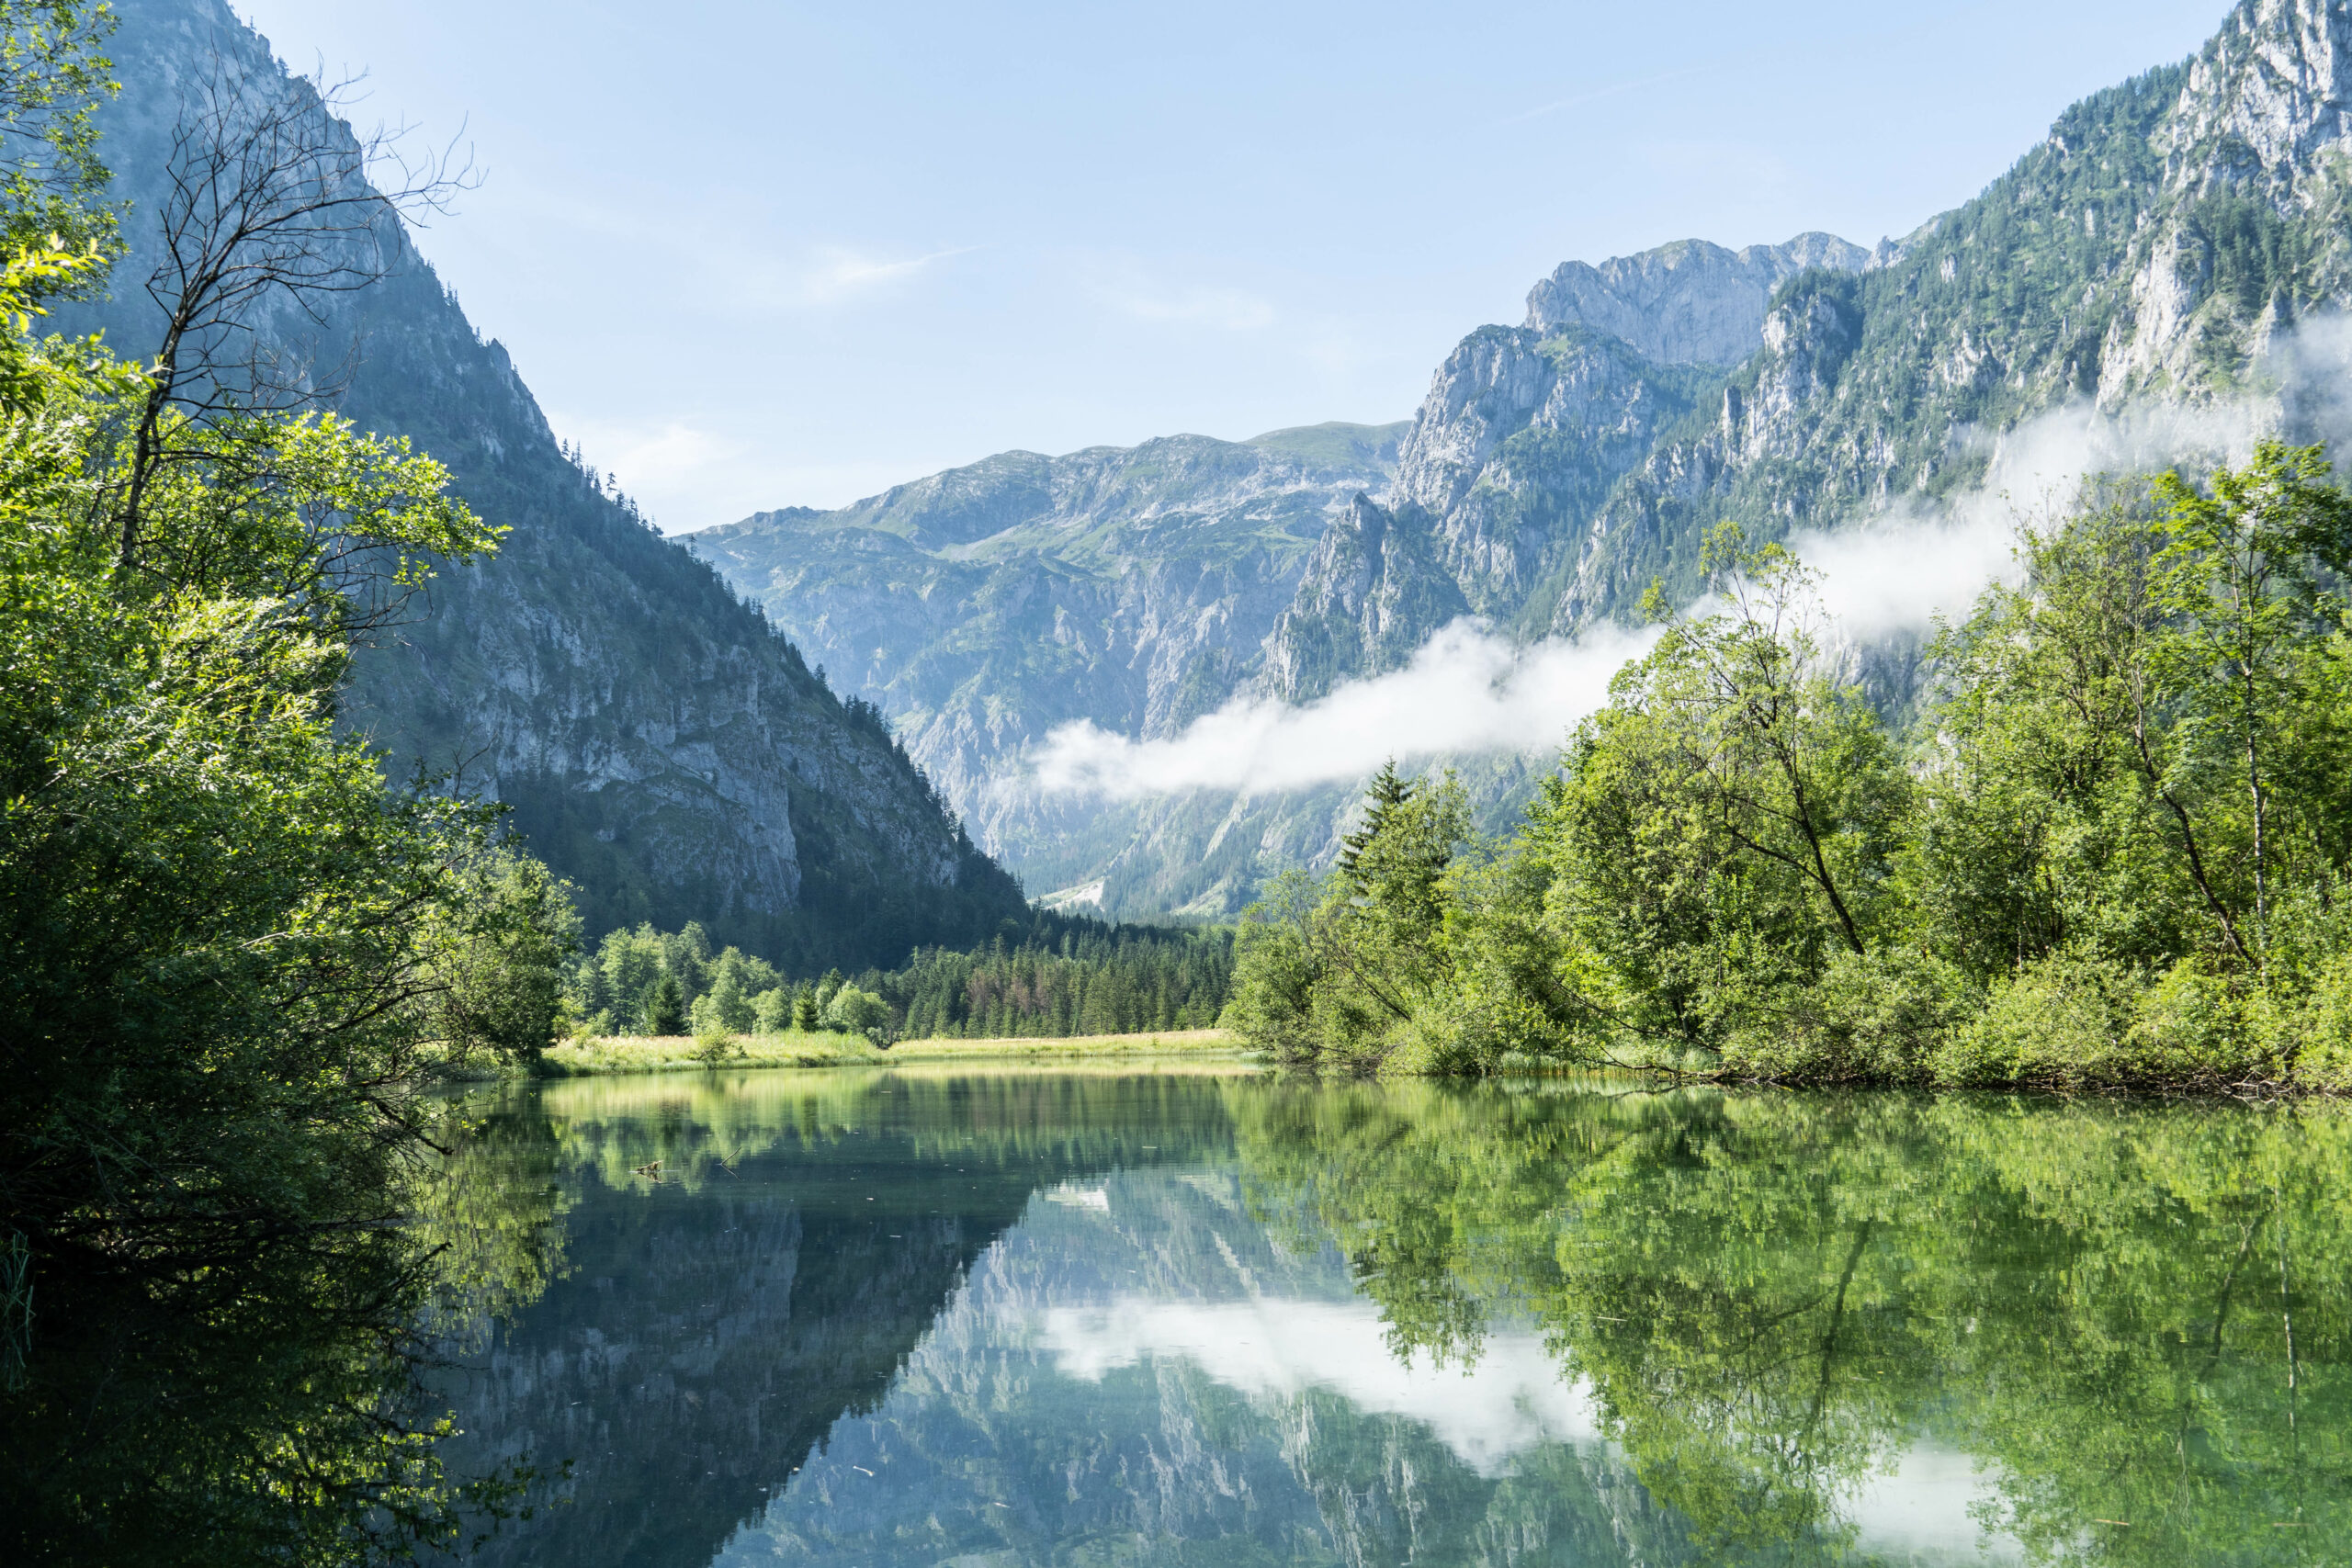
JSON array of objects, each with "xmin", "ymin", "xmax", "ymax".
[
  {"xmin": 0, "ymin": 1100, "xmax": 566, "ymax": 1567},
  {"xmin": 23, "ymin": 1070, "xmax": 2338, "ymax": 1567},
  {"xmin": 1235, "ymin": 1081, "xmax": 2352, "ymax": 1564}
]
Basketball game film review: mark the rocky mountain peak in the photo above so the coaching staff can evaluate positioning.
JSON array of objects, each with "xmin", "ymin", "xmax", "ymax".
[
  {"xmin": 1521, "ymin": 232, "xmax": 1871, "ymax": 367},
  {"xmin": 2163, "ymin": 0, "xmax": 2352, "ymax": 198}
]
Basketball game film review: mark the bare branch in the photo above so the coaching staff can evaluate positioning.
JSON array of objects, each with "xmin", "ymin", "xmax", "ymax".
[{"xmin": 117, "ymin": 48, "xmax": 478, "ymax": 570}]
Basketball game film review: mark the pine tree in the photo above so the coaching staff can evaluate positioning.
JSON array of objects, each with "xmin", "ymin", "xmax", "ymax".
[
  {"xmin": 644, "ymin": 972, "xmax": 687, "ymax": 1036},
  {"xmin": 1339, "ymin": 761, "xmax": 1414, "ymax": 890}
]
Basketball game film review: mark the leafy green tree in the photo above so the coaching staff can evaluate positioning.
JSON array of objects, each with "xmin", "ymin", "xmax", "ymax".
[
  {"xmin": 421, "ymin": 848, "xmax": 582, "ymax": 1067},
  {"xmin": 791, "ymin": 981, "xmax": 820, "ymax": 1032},
  {"xmin": 1916, "ymin": 446, "xmax": 2352, "ymax": 1085},
  {"xmin": 821, "ymin": 983, "xmax": 888, "ymax": 1040},
  {"xmin": 1227, "ymin": 770, "xmax": 1473, "ymax": 1069}
]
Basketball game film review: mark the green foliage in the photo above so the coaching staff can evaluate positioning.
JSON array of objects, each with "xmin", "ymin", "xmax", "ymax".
[
  {"xmin": 0, "ymin": 200, "xmax": 568, "ymax": 1568},
  {"xmin": 1231, "ymin": 1078, "xmax": 2352, "ymax": 1564},
  {"xmin": 1232, "ymin": 450, "xmax": 2352, "ymax": 1086},
  {"xmin": 644, "ymin": 972, "xmax": 686, "ymax": 1036},
  {"xmin": 421, "ymin": 848, "xmax": 582, "ymax": 1069},
  {"xmin": 820, "ymin": 982, "xmax": 889, "ymax": 1041},
  {"xmin": 0, "ymin": 1, "xmax": 116, "ymax": 264},
  {"xmin": 569, "ymin": 915, "xmax": 1239, "ymax": 1044},
  {"xmin": 1227, "ymin": 771, "xmax": 1487, "ymax": 1071},
  {"xmin": 1535, "ymin": 525, "xmax": 1914, "ymax": 1066}
]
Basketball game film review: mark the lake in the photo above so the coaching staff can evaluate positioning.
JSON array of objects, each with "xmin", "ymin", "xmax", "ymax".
[{"xmin": 424, "ymin": 1066, "xmax": 2352, "ymax": 1566}]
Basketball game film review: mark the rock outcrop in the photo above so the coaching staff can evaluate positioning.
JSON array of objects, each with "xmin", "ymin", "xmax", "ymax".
[
  {"xmin": 705, "ymin": 0, "xmax": 2352, "ymax": 920},
  {"xmin": 1521, "ymin": 232, "xmax": 1871, "ymax": 367},
  {"xmin": 70, "ymin": 0, "xmax": 1025, "ymax": 965}
]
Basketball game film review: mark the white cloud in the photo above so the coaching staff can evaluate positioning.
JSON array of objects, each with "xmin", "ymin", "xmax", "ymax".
[
  {"xmin": 1032, "ymin": 617, "xmax": 1658, "ymax": 800},
  {"xmin": 793, "ymin": 243, "xmax": 977, "ymax": 305},
  {"xmin": 1026, "ymin": 322, "xmax": 2342, "ymax": 803},
  {"xmin": 1037, "ymin": 1294, "xmax": 1600, "ymax": 1476},
  {"xmin": 1032, "ymin": 1289, "xmax": 2018, "ymax": 1559}
]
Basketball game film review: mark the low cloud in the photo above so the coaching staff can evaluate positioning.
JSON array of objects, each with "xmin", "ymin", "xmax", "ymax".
[
  {"xmin": 1033, "ymin": 618, "xmax": 1657, "ymax": 800},
  {"xmin": 1028, "ymin": 325, "xmax": 2343, "ymax": 802}
]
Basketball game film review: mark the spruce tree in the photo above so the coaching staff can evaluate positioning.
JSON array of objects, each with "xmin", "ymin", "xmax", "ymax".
[
  {"xmin": 644, "ymin": 972, "xmax": 686, "ymax": 1035},
  {"xmin": 1339, "ymin": 761, "xmax": 1415, "ymax": 890}
]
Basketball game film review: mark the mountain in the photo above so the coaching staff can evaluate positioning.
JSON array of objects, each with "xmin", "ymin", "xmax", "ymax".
[
  {"xmin": 1520, "ymin": 231, "xmax": 1872, "ymax": 368},
  {"xmin": 688, "ymin": 424, "xmax": 1408, "ymax": 912},
  {"xmin": 1518, "ymin": 0, "xmax": 2352, "ymax": 635},
  {"xmin": 696, "ymin": 0, "xmax": 2352, "ymax": 919},
  {"xmin": 65, "ymin": 0, "xmax": 1027, "ymax": 968}
]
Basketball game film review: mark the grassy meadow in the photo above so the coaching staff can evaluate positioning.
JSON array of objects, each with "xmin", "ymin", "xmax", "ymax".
[{"xmin": 532, "ymin": 1027, "xmax": 1243, "ymax": 1077}]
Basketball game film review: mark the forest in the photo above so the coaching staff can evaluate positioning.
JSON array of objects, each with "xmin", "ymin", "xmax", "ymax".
[
  {"xmin": 1230, "ymin": 450, "xmax": 2352, "ymax": 1089},
  {"xmin": 565, "ymin": 914, "xmax": 1235, "ymax": 1043}
]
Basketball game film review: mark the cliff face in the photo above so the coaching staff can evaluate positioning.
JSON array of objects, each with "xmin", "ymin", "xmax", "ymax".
[
  {"xmin": 1520, "ymin": 232, "xmax": 1871, "ymax": 367},
  {"xmin": 70, "ymin": 0, "xmax": 1023, "ymax": 965},
  {"xmin": 695, "ymin": 0, "xmax": 2352, "ymax": 921}
]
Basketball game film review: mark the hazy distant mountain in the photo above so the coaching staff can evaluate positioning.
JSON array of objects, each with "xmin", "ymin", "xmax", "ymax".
[
  {"xmin": 69, "ymin": 0, "xmax": 1026, "ymax": 965},
  {"xmin": 699, "ymin": 0, "xmax": 2352, "ymax": 920},
  {"xmin": 688, "ymin": 424, "xmax": 1408, "ymax": 912}
]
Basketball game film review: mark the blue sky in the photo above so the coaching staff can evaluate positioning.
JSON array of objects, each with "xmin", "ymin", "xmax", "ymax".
[{"xmin": 234, "ymin": 0, "xmax": 2230, "ymax": 530}]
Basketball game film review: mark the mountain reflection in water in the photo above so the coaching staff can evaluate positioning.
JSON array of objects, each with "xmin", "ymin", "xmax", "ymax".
[{"xmin": 433, "ymin": 1070, "xmax": 2352, "ymax": 1567}]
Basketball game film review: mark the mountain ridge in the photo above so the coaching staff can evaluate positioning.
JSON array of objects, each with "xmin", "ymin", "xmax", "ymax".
[
  {"xmin": 697, "ymin": 0, "xmax": 2352, "ymax": 919},
  {"xmin": 66, "ymin": 0, "xmax": 1029, "ymax": 967}
]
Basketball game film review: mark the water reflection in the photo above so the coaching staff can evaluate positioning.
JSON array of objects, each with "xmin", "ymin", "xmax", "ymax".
[{"xmin": 431, "ymin": 1071, "xmax": 2352, "ymax": 1567}]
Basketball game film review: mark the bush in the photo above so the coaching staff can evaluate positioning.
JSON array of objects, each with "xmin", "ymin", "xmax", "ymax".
[
  {"xmin": 821, "ymin": 984, "xmax": 888, "ymax": 1040},
  {"xmin": 1937, "ymin": 951, "xmax": 2138, "ymax": 1087},
  {"xmin": 1725, "ymin": 950, "xmax": 1974, "ymax": 1084}
]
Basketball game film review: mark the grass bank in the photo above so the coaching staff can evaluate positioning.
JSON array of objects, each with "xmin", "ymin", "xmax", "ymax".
[
  {"xmin": 889, "ymin": 1029, "xmax": 1238, "ymax": 1060},
  {"xmin": 530, "ymin": 1027, "xmax": 1243, "ymax": 1077}
]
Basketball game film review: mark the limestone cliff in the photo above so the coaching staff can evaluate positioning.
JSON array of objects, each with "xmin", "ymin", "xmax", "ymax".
[
  {"xmin": 704, "ymin": 0, "xmax": 2352, "ymax": 920},
  {"xmin": 70, "ymin": 0, "xmax": 1024, "ymax": 965}
]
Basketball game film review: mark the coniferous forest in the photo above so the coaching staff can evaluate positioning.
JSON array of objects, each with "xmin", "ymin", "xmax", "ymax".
[{"xmin": 567, "ymin": 915, "xmax": 1235, "ymax": 1043}]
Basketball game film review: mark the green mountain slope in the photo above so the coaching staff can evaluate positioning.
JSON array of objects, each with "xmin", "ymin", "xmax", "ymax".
[{"xmin": 688, "ymin": 425, "xmax": 1407, "ymax": 911}]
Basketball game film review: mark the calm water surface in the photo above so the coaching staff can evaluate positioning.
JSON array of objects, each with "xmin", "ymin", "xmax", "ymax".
[{"xmin": 428, "ymin": 1067, "xmax": 2352, "ymax": 1566}]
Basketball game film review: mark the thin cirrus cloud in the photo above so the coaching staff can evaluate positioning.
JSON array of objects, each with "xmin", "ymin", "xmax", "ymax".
[
  {"xmin": 1089, "ymin": 268, "xmax": 1279, "ymax": 332},
  {"xmin": 736, "ymin": 243, "xmax": 978, "ymax": 310}
]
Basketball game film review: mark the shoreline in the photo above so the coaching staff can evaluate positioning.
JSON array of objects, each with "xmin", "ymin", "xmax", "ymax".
[{"xmin": 492, "ymin": 1028, "xmax": 1250, "ymax": 1079}]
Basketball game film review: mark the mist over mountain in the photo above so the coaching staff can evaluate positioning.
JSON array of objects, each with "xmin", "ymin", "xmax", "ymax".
[
  {"xmin": 64, "ymin": 0, "xmax": 1027, "ymax": 967},
  {"xmin": 68, "ymin": 0, "xmax": 2352, "ymax": 935},
  {"xmin": 696, "ymin": 0, "xmax": 2352, "ymax": 920}
]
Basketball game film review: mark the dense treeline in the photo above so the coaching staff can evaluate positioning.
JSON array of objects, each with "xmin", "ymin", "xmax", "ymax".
[
  {"xmin": 0, "ymin": 6, "xmax": 577, "ymax": 1558},
  {"xmin": 1231, "ymin": 446, "xmax": 2352, "ymax": 1089},
  {"xmin": 892, "ymin": 924, "xmax": 1233, "ymax": 1039},
  {"xmin": 568, "ymin": 915, "xmax": 1234, "ymax": 1042}
]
